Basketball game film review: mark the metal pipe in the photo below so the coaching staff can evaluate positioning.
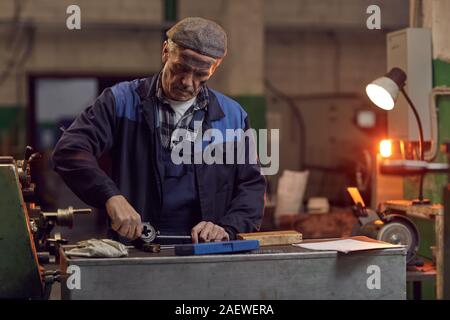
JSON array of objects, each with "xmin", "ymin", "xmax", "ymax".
[{"xmin": 426, "ymin": 86, "xmax": 450, "ymax": 161}]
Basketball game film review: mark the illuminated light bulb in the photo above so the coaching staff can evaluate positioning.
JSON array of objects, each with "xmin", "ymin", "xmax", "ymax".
[
  {"xmin": 379, "ymin": 139, "xmax": 393, "ymax": 158},
  {"xmin": 365, "ymin": 83, "xmax": 395, "ymax": 110}
]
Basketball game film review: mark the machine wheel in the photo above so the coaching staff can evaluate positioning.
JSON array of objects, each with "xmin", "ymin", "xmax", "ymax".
[{"xmin": 377, "ymin": 214, "xmax": 419, "ymax": 264}]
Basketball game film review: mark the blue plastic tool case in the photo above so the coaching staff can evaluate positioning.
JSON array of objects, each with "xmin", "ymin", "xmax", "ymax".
[{"xmin": 174, "ymin": 240, "xmax": 260, "ymax": 256}]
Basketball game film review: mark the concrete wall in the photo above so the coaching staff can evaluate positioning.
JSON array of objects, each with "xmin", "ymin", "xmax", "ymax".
[
  {"xmin": 263, "ymin": 0, "xmax": 408, "ymax": 29},
  {"xmin": 178, "ymin": 0, "xmax": 265, "ymax": 95},
  {"xmin": 263, "ymin": 1, "xmax": 407, "ymax": 202},
  {"xmin": 0, "ymin": 0, "xmax": 163, "ymax": 107},
  {"xmin": 0, "ymin": 0, "xmax": 162, "ymax": 23},
  {"xmin": 0, "ymin": 0, "xmax": 164, "ymax": 154},
  {"xmin": 0, "ymin": 0, "xmax": 408, "ymax": 107},
  {"xmin": 177, "ymin": 0, "xmax": 409, "ymax": 203},
  {"xmin": 0, "ymin": 0, "xmax": 410, "ymax": 203}
]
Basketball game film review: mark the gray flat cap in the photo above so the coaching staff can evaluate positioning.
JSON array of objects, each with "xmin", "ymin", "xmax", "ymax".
[{"xmin": 166, "ymin": 17, "xmax": 227, "ymax": 59}]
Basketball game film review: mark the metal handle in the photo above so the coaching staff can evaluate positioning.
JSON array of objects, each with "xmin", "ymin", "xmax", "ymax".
[
  {"xmin": 140, "ymin": 222, "xmax": 192, "ymax": 243},
  {"xmin": 156, "ymin": 235, "xmax": 192, "ymax": 240}
]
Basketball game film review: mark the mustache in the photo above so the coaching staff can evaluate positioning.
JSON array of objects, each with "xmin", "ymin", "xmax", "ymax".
[{"xmin": 174, "ymin": 85, "xmax": 194, "ymax": 94}]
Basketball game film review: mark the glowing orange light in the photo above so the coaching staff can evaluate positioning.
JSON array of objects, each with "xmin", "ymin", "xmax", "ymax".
[{"xmin": 379, "ymin": 139, "xmax": 392, "ymax": 158}]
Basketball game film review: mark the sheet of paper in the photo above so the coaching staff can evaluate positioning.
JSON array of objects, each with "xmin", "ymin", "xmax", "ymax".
[
  {"xmin": 274, "ymin": 170, "xmax": 309, "ymax": 220},
  {"xmin": 293, "ymin": 237, "xmax": 404, "ymax": 253}
]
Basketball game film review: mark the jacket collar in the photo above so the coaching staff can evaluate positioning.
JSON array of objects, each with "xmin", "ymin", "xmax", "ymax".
[
  {"xmin": 206, "ymin": 88, "xmax": 225, "ymax": 121},
  {"xmin": 135, "ymin": 74, "xmax": 157, "ymax": 101},
  {"xmin": 135, "ymin": 73, "xmax": 225, "ymax": 122}
]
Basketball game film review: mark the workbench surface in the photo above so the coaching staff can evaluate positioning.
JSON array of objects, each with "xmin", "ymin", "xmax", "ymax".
[{"xmin": 60, "ymin": 244, "xmax": 406, "ymax": 300}]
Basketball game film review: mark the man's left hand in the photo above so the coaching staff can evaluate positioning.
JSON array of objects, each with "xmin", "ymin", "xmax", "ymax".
[{"xmin": 191, "ymin": 221, "xmax": 230, "ymax": 243}]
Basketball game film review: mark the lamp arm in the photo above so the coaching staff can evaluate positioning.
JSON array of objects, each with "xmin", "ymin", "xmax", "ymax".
[
  {"xmin": 400, "ymin": 87, "xmax": 425, "ymax": 161},
  {"xmin": 400, "ymin": 87, "xmax": 428, "ymax": 203}
]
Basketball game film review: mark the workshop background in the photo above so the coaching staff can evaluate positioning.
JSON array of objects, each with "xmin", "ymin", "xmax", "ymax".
[{"xmin": 1, "ymin": 0, "xmax": 450, "ymax": 299}]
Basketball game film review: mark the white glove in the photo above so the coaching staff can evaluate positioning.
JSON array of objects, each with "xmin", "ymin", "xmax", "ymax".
[{"xmin": 65, "ymin": 239, "xmax": 128, "ymax": 258}]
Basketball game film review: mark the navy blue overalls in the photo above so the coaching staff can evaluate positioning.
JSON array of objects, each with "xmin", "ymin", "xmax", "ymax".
[{"xmin": 155, "ymin": 110, "xmax": 205, "ymax": 240}]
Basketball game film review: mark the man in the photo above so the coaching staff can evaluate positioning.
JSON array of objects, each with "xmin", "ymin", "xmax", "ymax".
[{"xmin": 52, "ymin": 17, "xmax": 266, "ymax": 244}]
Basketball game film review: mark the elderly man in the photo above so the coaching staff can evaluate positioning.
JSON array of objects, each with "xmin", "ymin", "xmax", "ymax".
[{"xmin": 52, "ymin": 17, "xmax": 266, "ymax": 244}]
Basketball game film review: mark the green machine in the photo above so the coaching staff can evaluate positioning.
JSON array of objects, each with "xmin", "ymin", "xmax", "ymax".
[
  {"xmin": 373, "ymin": 27, "xmax": 450, "ymax": 299},
  {"xmin": 0, "ymin": 147, "xmax": 90, "ymax": 299}
]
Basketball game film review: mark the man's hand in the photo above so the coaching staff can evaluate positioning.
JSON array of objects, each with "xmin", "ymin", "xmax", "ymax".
[
  {"xmin": 105, "ymin": 195, "xmax": 142, "ymax": 240},
  {"xmin": 191, "ymin": 221, "xmax": 230, "ymax": 243}
]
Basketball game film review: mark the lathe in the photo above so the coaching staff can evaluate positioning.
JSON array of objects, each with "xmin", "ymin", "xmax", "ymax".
[{"xmin": 0, "ymin": 147, "xmax": 91, "ymax": 299}]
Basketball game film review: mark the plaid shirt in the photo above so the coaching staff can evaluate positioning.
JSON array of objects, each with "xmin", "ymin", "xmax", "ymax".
[{"xmin": 155, "ymin": 73, "xmax": 209, "ymax": 149}]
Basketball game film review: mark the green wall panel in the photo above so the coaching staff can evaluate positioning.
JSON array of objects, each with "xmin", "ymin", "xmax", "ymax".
[
  {"xmin": 0, "ymin": 106, "xmax": 24, "ymax": 131},
  {"xmin": 232, "ymin": 95, "xmax": 266, "ymax": 132},
  {"xmin": 403, "ymin": 59, "xmax": 450, "ymax": 300},
  {"xmin": 404, "ymin": 59, "xmax": 450, "ymax": 204},
  {"xmin": 164, "ymin": 0, "xmax": 177, "ymax": 22}
]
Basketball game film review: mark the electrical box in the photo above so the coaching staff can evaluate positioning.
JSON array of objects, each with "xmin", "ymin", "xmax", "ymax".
[{"xmin": 386, "ymin": 28, "xmax": 432, "ymax": 141}]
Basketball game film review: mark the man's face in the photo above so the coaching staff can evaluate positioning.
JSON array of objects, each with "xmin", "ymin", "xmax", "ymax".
[{"xmin": 161, "ymin": 41, "xmax": 220, "ymax": 101}]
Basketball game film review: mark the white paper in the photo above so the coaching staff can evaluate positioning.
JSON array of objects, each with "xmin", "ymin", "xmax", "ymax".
[
  {"xmin": 293, "ymin": 238, "xmax": 404, "ymax": 253},
  {"xmin": 274, "ymin": 170, "xmax": 309, "ymax": 220}
]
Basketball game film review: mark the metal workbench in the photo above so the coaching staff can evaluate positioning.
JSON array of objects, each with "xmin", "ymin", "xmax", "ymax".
[{"xmin": 59, "ymin": 244, "xmax": 406, "ymax": 300}]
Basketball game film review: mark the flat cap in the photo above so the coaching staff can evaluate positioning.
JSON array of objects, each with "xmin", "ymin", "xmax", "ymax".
[{"xmin": 166, "ymin": 17, "xmax": 227, "ymax": 59}]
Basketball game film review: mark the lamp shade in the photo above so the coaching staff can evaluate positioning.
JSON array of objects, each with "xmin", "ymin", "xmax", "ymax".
[{"xmin": 365, "ymin": 67, "xmax": 407, "ymax": 110}]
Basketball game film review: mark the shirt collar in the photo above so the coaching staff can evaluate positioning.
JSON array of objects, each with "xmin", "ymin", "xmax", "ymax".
[{"xmin": 155, "ymin": 71, "xmax": 209, "ymax": 110}]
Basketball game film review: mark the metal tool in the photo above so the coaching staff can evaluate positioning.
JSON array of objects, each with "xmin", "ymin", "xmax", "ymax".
[
  {"xmin": 131, "ymin": 222, "xmax": 191, "ymax": 252},
  {"xmin": 140, "ymin": 222, "xmax": 191, "ymax": 244},
  {"xmin": 126, "ymin": 243, "xmax": 175, "ymax": 253}
]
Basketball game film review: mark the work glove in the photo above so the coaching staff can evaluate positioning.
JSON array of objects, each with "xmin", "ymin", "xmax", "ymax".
[{"xmin": 65, "ymin": 239, "xmax": 128, "ymax": 258}]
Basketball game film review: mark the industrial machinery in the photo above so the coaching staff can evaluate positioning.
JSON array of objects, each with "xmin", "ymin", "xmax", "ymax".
[
  {"xmin": 348, "ymin": 187, "xmax": 420, "ymax": 264},
  {"xmin": 0, "ymin": 146, "xmax": 90, "ymax": 299}
]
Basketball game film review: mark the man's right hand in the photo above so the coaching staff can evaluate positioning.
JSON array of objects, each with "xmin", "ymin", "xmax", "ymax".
[{"xmin": 105, "ymin": 195, "xmax": 142, "ymax": 240}]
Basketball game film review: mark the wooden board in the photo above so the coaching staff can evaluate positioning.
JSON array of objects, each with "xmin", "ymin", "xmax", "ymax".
[
  {"xmin": 237, "ymin": 230, "xmax": 302, "ymax": 246},
  {"xmin": 383, "ymin": 200, "xmax": 443, "ymax": 220}
]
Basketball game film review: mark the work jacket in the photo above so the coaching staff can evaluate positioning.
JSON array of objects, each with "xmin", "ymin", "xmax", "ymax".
[{"xmin": 51, "ymin": 74, "xmax": 266, "ymax": 240}]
